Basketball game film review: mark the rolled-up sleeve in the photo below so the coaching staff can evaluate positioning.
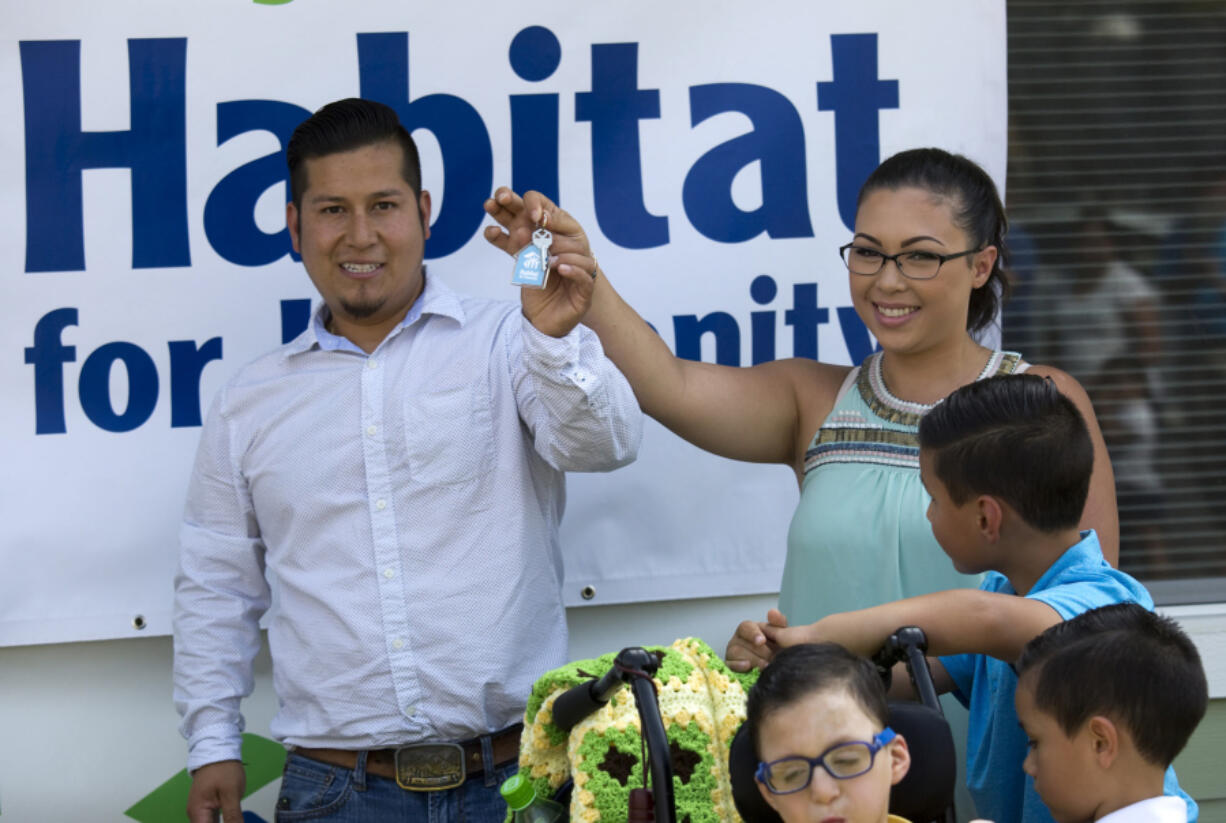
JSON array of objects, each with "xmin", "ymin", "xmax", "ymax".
[
  {"xmin": 172, "ymin": 390, "xmax": 270, "ymax": 772},
  {"xmin": 509, "ymin": 315, "xmax": 643, "ymax": 472}
]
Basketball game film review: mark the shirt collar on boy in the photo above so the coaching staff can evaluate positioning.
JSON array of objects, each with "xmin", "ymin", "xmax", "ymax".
[
  {"xmin": 1024, "ymin": 529, "xmax": 1102, "ymax": 594},
  {"xmin": 1096, "ymin": 795, "xmax": 1188, "ymax": 823}
]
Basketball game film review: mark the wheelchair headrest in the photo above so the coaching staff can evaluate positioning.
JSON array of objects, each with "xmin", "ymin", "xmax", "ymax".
[{"xmin": 728, "ymin": 699, "xmax": 956, "ymax": 823}]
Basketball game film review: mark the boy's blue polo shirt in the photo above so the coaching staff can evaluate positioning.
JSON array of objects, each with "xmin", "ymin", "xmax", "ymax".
[{"xmin": 939, "ymin": 530, "xmax": 1198, "ymax": 823}]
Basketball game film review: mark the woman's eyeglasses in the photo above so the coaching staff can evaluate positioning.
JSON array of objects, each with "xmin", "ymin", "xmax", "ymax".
[{"xmin": 839, "ymin": 243, "xmax": 981, "ymax": 280}]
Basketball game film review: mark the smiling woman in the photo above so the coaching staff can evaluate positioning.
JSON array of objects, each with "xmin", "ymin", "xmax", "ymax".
[{"xmin": 485, "ymin": 148, "xmax": 1120, "ymax": 656}]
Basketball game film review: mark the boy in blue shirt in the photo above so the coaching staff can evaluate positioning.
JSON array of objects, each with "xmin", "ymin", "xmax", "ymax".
[
  {"xmin": 726, "ymin": 374, "xmax": 1197, "ymax": 823},
  {"xmin": 1015, "ymin": 603, "xmax": 1207, "ymax": 823}
]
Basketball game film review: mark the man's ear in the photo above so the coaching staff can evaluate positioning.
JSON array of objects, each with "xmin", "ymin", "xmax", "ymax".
[
  {"xmin": 1087, "ymin": 715, "xmax": 1120, "ymax": 768},
  {"xmin": 888, "ymin": 733, "xmax": 911, "ymax": 786},
  {"xmin": 418, "ymin": 190, "xmax": 432, "ymax": 240},
  {"xmin": 975, "ymin": 495, "xmax": 1004, "ymax": 542},
  {"xmin": 287, "ymin": 202, "xmax": 301, "ymax": 255}
]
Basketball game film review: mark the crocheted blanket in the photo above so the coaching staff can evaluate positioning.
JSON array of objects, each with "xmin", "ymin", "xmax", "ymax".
[{"xmin": 514, "ymin": 637, "xmax": 759, "ymax": 823}]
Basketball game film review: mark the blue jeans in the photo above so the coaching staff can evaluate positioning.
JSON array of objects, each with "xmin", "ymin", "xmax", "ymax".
[{"xmin": 275, "ymin": 750, "xmax": 518, "ymax": 823}]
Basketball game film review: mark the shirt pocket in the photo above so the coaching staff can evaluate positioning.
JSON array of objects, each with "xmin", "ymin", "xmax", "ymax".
[{"xmin": 404, "ymin": 380, "xmax": 494, "ymax": 486}]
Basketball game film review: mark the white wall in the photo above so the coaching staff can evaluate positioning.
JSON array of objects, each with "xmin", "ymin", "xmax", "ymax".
[
  {"xmin": 3, "ymin": 595, "xmax": 1223, "ymax": 821},
  {"xmin": 0, "ymin": 593, "xmax": 776, "ymax": 822}
]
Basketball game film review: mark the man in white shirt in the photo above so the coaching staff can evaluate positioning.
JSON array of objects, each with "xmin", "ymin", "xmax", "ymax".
[{"xmin": 173, "ymin": 97, "xmax": 642, "ymax": 823}]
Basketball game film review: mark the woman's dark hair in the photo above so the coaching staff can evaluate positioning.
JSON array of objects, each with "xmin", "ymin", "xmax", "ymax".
[
  {"xmin": 858, "ymin": 148, "xmax": 1011, "ymax": 333},
  {"xmin": 745, "ymin": 643, "xmax": 889, "ymax": 758},
  {"xmin": 286, "ymin": 98, "xmax": 422, "ymax": 208}
]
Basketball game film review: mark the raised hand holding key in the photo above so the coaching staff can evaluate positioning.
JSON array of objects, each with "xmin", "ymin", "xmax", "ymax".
[
  {"xmin": 511, "ymin": 223, "xmax": 553, "ymax": 289},
  {"xmin": 485, "ymin": 187, "xmax": 600, "ymax": 338}
]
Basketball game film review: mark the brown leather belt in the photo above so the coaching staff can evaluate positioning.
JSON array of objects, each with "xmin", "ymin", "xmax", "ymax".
[{"xmin": 292, "ymin": 723, "xmax": 523, "ymax": 788}]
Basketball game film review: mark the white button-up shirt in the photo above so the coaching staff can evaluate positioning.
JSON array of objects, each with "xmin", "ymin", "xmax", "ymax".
[
  {"xmin": 1098, "ymin": 796, "xmax": 1190, "ymax": 823},
  {"xmin": 173, "ymin": 274, "xmax": 642, "ymax": 771}
]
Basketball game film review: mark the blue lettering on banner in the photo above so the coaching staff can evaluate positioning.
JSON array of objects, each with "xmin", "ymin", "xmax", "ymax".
[
  {"xmin": 818, "ymin": 33, "xmax": 900, "ymax": 232},
  {"xmin": 673, "ymin": 275, "xmax": 876, "ymax": 367},
  {"xmin": 509, "ymin": 26, "xmax": 562, "ymax": 204},
  {"xmin": 280, "ymin": 299, "xmax": 313, "ymax": 345},
  {"xmin": 683, "ymin": 84, "xmax": 814, "ymax": 243},
  {"xmin": 21, "ymin": 38, "xmax": 190, "ymax": 272},
  {"xmin": 18, "ymin": 28, "xmax": 897, "ymax": 266},
  {"xmin": 79, "ymin": 341, "xmax": 160, "ymax": 432},
  {"xmin": 359, "ymin": 32, "xmax": 494, "ymax": 259},
  {"xmin": 750, "ymin": 274, "xmax": 779, "ymax": 365},
  {"xmin": 575, "ymin": 42, "xmax": 669, "ymax": 249},
  {"xmin": 24, "ymin": 309, "xmax": 224, "ymax": 435},
  {"xmin": 786, "ymin": 283, "xmax": 830, "ymax": 361},
  {"xmin": 204, "ymin": 100, "xmax": 311, "ymax": 266},
  {"xmin": 168, "ymin": 338, "xmax": 225, "ymax": 428},
  {"xmin": 24, "ymin": 308, "xmax": 79, "ymax": 435},
  {"xmin": 25, "ymin": 280, "xmax": 876, "ymax": 434},
  {"xmin": 18, "ymin": 27, "xmax": 895, "ymax": 432}
]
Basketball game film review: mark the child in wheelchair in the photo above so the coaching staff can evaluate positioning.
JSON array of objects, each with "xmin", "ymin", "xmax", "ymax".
[
  {"xmin": 742, "ymin": 643, "xmax": 912, "ymax": 823},
  {"xmin": 1015, "ymin": 603, "xmax": 1208, "ymax": 823},
  {"xmin": 726, "ymin": 374, "xmax": 1197, "ymax": 823}
]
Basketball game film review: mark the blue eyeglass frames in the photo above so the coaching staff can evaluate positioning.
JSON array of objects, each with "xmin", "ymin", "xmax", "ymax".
[{"xmin": 756, "ymin": 727, "xmax": 897, "ymax": 794}]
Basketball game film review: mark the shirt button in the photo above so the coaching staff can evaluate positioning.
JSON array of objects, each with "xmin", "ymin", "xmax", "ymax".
[
  {"xmin": 404, "ymin": 705, "xmax": 416, "ymax": 717},
  {"xmin": 392, "ymin": 637, "xmax": 404, "ymax": 650},
  {"xmin": 366, "ymin": 425, "xmax": 378, "ymax": 436},
  {"xmin": 367, "ymin": 360, "xmax": 378, "ymax": 370},
  {"xmin": 383, "ymin": 568, "xmax": 395, "ymax": 579},
  {"xmin": 376, "ymin": 499, "xmax": 387, "ymax": 510}
]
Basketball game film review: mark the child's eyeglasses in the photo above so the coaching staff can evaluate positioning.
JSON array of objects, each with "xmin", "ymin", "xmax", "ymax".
[{"xmin": 756, "ymin": 728, "xmax": 896, "ymax": 794}]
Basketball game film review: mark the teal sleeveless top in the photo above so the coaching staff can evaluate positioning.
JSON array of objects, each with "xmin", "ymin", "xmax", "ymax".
[{"xmin": 780, "ymin": 350, "xmax": 1028, "ymax": 624}]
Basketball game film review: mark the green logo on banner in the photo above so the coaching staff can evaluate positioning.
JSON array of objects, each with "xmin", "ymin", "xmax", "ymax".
[
  {"xmin": 124, "ymin": 734, "xmax": 285, "ymax": 822},
  {"xmin": 253, "ymin": 0, "xmax": 295, "ymax": 5}
]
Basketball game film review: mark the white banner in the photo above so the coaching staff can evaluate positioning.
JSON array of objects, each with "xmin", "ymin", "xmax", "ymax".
[{"xmin": 1, "ymin": 0, "xmax": 1007, "ymax": 646}]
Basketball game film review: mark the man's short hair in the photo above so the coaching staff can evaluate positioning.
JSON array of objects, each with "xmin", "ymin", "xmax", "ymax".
[
  {"xmin": 746, "ymin": 643, "xmax": 889, "ymax": 758},
  {"xmin": 917, "ymin": 374, "xmax": 1092, "ymax": 532},
  {"xmin": 286, "ymin": 97, "xmax": 422, "ymax": 207},
  {"xmin": 1016, "ymin": 603, "xmax": 1208, "ymax": 767}
]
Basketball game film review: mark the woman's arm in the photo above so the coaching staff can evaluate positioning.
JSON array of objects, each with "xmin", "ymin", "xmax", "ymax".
[
  {"xmin": 1024, "ymin": 364, "xmax": 1120, "ymax": 566},
  {"xmin": 583, "ymin": 271, "xmax": 848, "ymax": 465},
  {"xmin": 485, "ymin": 187, "xmax": 848, "ymax": 468}
]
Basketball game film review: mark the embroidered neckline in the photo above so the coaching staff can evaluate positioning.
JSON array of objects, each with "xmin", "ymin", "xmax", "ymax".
[{"xmin": 855, "ymin": 351, "xmax": 1022, "ymax": 427}]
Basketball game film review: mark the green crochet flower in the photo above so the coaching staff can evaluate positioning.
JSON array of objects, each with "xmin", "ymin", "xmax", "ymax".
[{"xmin": 513, "ymin": 637, "xmax": 759, "ymax": 823}]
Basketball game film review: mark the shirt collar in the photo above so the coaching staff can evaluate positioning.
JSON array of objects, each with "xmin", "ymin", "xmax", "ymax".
[
  {"xmin": 283, "ymin": 267, "xmax": 468, "ymax": 358},
  {"xmin": 1097, "ymin": 796, "xmax": 1187, "ymax": 823},
  {"xmin": 1028, "ymin": 529, "xmax": 1099, "ymax": 593}
]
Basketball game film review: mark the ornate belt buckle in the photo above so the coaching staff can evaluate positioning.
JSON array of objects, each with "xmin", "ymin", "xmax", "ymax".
[{"xmin": 394, "ymin": 742, "xmax": 466, "ymax": 791}]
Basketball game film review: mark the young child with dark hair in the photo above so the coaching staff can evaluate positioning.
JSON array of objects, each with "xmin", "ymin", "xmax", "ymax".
[
  {"xmin": 727, "ymin": 374, "xmax": 1197, "ymax": 823},
  {"xmin": 746, "ymin": 643, "xmax": 912, "ymax": 823},
  {"xmin": 1015, "ymin": 603, "xmax": 1208, "ymax": 823}
]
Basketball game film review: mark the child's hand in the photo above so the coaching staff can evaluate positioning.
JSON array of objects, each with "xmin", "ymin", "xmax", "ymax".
[
  {"xmin": 725, "ymin": 608, "xmax": 789, "ymax": 671},
  {"xmin": 763, "ymin": 610, "xmax": 881, "ymax": 658}
]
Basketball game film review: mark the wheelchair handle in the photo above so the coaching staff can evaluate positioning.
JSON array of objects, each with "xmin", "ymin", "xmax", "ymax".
[
  {"xmin": 878, "ymin": 626, "xmax": 942, "ymax": 713},
  {"xmin": 552, "ymin": 662, "xmax": 630, "ymax": 733},
  {"xmin": 547, "ymin": 647, "xmax": 676, "ymax": 823}
]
